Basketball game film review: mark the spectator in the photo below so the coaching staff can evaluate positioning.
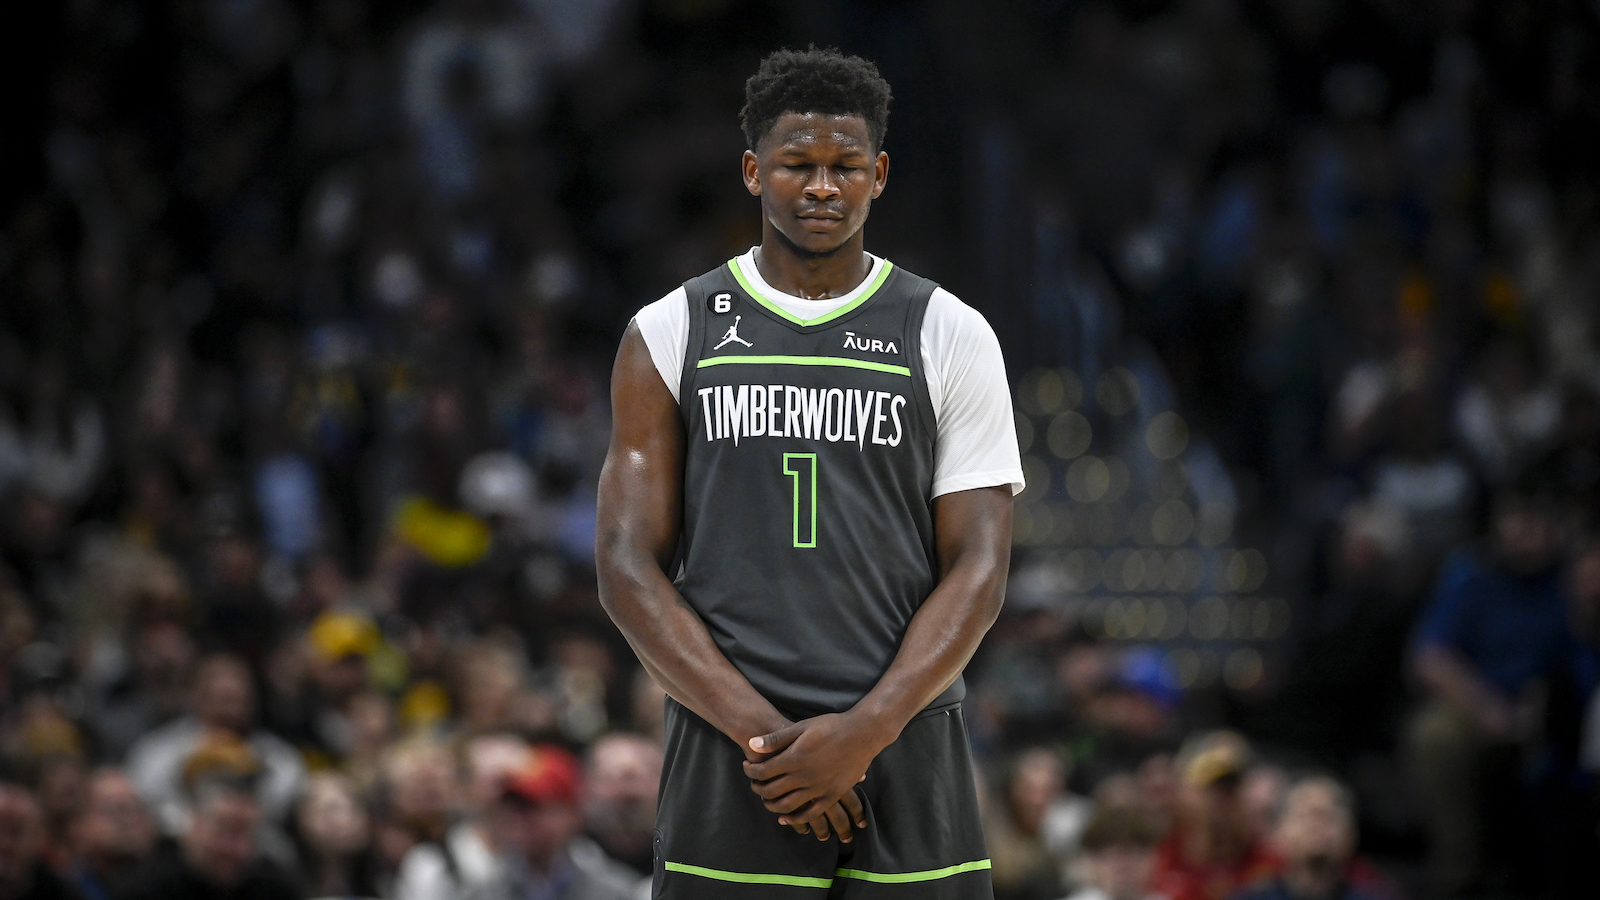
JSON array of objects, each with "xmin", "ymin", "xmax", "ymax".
[
  {"xmin": 1406, "ymin": 485, "xmax": 1569, "ymax": 896},
  {"xmin": 988, "ymin": 747, "xmax": 1082, "ymax": 900},
  {"xmin": 0, "ymin": 779, "xmax": 77, "ymax": 900},
  {"xmin": 469, "ymin": 744, "xmax": 638, "ymax": 900},
  {"xmin": 125, "ymin": 654, "xmax": 306, "ymax": 837},
  {"xmin": 114, "ymin": 771, "xmax": 302, "ymax": 900},
  {"xmin": 581, "ymin": 733, "xmax": 660, "ymax": 879},
  {"xmin": 1060, "ymin": 805, "xmax": 1166, "ymax": 900},
  {"xmin": 66, "ymin": 769, "xmax": 156, "ymax": 900},
  {"xmin": 1230, "ymin": 776, "xmax": 1397, "ymax": 900},
  {"xmin": 1453, "ymin": 340, "xmax": 1561, "ymax": 486},
  {"xmin": 386, "ymin": 734, "xmax": 529, "ymax": 900},
  {"xmin": 290, "ymin": 773, "xmax": 379, "ymax": 900},
  {"xmin": 387, "ymin": 738, "xmax": 485, "ymax": 900},
  {"xmin": 1150, "ymin": 732, "xmax": 1279, "ymax": 900}
]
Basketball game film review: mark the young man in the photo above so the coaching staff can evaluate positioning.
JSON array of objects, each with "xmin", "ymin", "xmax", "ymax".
[{"xmin": 597, "ymin": 47, "xmax": 1022, "ymax": 898}]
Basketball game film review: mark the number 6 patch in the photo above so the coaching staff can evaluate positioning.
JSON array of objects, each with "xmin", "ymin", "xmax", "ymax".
[{"xmin": 708, "ymin": 292, "xmax": 735, "ymax": 314}]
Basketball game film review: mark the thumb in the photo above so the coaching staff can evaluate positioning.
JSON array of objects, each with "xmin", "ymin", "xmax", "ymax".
[{"xmin": 749, "ymin": 722, "xmax": 802, "ymax": 754}]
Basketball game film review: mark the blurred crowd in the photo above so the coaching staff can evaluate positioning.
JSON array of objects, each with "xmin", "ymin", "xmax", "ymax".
[{"xmin": 2, "ymin": 1, "xmax": 1599, "ymax": 900}]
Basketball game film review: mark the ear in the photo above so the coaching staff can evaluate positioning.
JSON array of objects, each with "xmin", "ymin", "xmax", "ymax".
[
  {"xmin": 871, "ymin": 151, "xmax": 889, "ymax": 200},
  {"xmin": 743, "ymin": 150, "xmax": 761, "ymax": 196}
]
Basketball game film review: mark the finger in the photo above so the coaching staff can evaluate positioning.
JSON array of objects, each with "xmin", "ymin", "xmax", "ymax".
[
  {"xmin": 743, "ymin": 757, "xmax": 794, "ymax": 782},
  {"xmin": 788, "ymin": 819, "xmax": 812, "ymax": 836},
  {"xmin": 749, "ymin": 722, "xmax": 802, "ymax": 755},
  {"xmin": 823, "ymin": 802, "xmax": 853, "ymax": 843},
  {"xmin": 808, "ymin": 809, "xmax": 833, "ymax": 842},
  {"xmin": 765, "ymin": 790, "xmax": 811, "ymax": 816},
  {"xmin": 840, "ymin": 787, "xmax": 867, "ymax": 829},
  {"xmin": 748, "ymin": 775, "xmax": 799, "ymax": 801}
]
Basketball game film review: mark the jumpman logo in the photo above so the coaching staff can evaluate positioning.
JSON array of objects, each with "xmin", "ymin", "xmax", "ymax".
[{"xmin": 714, "ymin": 315, "xmax": 754, "ymax": 350}]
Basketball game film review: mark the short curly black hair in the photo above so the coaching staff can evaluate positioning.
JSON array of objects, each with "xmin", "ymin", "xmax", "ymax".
[{"xmin": 740, "ymin": 46, "xmax": 892, "ymax": 152}]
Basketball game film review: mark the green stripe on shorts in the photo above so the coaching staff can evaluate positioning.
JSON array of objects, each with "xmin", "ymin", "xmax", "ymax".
[
  {"xmin": 663, "ymin": 861, "xmax": 834, "ymax": 889},
  {"xmin": 663, "ymin": 858, "xmax": 992, "ymax": 889},
  {"xmin": 835, "ymin": 859, "xmax": 992, "ymax": 883}
]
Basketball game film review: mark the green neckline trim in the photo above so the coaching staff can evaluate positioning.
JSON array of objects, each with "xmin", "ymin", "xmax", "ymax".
[
  {"xmin": 835, "ymin": 859, "xmax": 993, "ymax": 883},
  {"xmin": 727, "ymin": 257, "xmax": 894, "ymax": 327},
  {"xmin": 697, "ymin": 355, "xmax": 910, "ymax": 376},
  {"xmin": 662, "ymin": 858, "xmax": 991, "ymax": 889},
  {"xmin": 663, "ymin": 862, "xmax": 833, "ymax": 889}
]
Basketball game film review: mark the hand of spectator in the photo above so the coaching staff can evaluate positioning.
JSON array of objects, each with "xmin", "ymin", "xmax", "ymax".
[{"xmin": 743, "ymin": 714, "xmax": 879, "ymax": 841}]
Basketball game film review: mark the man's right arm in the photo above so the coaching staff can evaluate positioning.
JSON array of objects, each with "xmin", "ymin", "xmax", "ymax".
[
  {"xmin": 595, "ymin": 323, "xmax": 789, "ymax": 746},
  {"xmin": 597, "ymin": 324, "xmax": 867, "ymax": 840}
]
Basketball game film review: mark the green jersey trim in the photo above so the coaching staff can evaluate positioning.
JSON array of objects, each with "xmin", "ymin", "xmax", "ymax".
[
  {"xmin": 662, "ymin": 858, "xmax": 993, "ymax": 889},
  {"xmin": 697, "ymin": 355, "xmax": 911, "ymax": 376},
  {"xmin": 835, "ymin": 859, "xmax": 993, "ymax": 883},
  {"xmin": 726, "ymin": 258, "xmax": 895, "ymax": 326},
  {"xmin": 662, "ymin": 861, "xmax": 833, "ymax": 888}
]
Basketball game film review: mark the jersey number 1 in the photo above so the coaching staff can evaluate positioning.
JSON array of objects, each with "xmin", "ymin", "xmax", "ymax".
[{"xmin": 782, "ymin": 453, "xmax": 817, "ymax": 549}]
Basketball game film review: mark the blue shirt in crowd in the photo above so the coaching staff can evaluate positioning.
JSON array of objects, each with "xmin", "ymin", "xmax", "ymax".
[{"xmin": 1413, "ymin": 546, "xmax": 1568, "ymax": 697}]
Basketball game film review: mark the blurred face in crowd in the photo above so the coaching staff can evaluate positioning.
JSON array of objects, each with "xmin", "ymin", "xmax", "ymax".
[
  {"xmin": 386, "ymin": 745, "xmax": 459, "ymax": 834},
  {"xmin": 297, "ymin": 774, "xmax": 369, "ymax": 860},
  {"xmin": 1179, "ymin": 775, "xmax": 1251, "ymax": 853},
  {"xmin": 1273, "ymin": 780, "xmax": 1355, "ymax": 882},
  {"xmin": 194, "ymin": 656, "xmax": 254, "ymax": 734},
  {"xmin": 1008, "ymin": 749, "xmax": 1065, "ymax": 836},
  {"xmin": 0, "ymin": 785, "xmax": 42, "ymax": 888},
  {"xmin": 1089, "ymin": 844, "xmax": 1156, "ymax": 900},
  {"xmin": 184, "ymin": 787, "xmax": 260, "ymax": 887},
  {"xmin": 1492, "ymin": 501, "xmax": 1563, "ymax": 575},
  {"xmin": 1240, "ymin": 766, "xmax": 1287, "ymax": 839},
  {"xmin": 71, "ymin": 770, "xmax": 155, "ymax": 870},
  {"xmin": 465, "ymin": 735, "xmax": 530, "ymax": 813},
  {"xmin": 584, "ymin": 734, "xmax": 661, "ymax": 847},
  {"xmin": 313, "ymin": 653, "xmax": 369, "ymax": 704},
  {"xmin": 1569, "ymin": 541, "xmax": 1600, "ymax": 642}
]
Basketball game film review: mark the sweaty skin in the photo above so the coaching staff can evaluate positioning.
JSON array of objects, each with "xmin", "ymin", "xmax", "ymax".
[{"xmin": 596, "ymin": 111, "xmax": 1012, "ymax": 840}]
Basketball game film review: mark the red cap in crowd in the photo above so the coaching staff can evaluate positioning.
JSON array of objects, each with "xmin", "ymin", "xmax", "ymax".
[{"xmin": 503, "ymin": 744, "xmax": 583, "ymax": 807}]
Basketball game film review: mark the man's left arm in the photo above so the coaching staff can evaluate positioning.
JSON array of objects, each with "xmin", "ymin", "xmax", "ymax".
[{"xmin": 742, "ymin": 484, "xmax": 1012, "ymax": 826}]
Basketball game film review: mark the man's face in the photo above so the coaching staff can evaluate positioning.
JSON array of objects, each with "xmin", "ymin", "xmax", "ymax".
[
  {"xmin": 0, "ymin": 787, "xmax": 42, "ymax": 884},
  {"xmin": 1273, "ymin": 782, "xmax": 1354, "ymax": 875},
  {"xmin": 73, "ymin": 773, "xmax": 155, "ymax": 865},
  {"xmin": 1493, "ymin": 504, "xmax": 1562, "ymax": 574},
  {"xmin": 743, "ymin": 112, "xmax": 887, "ymax": 258},
  {"xmin": 1090, "ymin": 845, "xmax": 1156, "ymax": 900},
  {"xmin": 184, "ymin": 791, "xmax": 260, "ymax": 887},
  {"xmin": 195, "ymin": 661, "xmax": 253, "ymax": 733}
]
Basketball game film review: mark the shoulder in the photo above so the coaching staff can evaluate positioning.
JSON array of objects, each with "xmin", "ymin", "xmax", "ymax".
[
  {"xmin": 924, "ymin": 287, "xmax": 999, "ymax": 340},
  {"xmin": 633, "ymin": 286, "xmax": 688, "ymax": 334}
]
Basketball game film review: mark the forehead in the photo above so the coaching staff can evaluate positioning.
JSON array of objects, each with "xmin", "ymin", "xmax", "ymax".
[{"xmin": 762, "ymin": 112, "xmax": 873, "ymax": 152}]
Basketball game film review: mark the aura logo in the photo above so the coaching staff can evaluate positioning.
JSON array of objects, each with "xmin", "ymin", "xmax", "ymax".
[{"xmin": 842, "ymin": 331, "xmax": 898, "ymax": 355}]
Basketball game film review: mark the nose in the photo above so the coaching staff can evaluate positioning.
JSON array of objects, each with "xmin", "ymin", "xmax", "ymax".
[{"xmin": 804, "ymin": 167, "xmax": 840, "ymax": 200}]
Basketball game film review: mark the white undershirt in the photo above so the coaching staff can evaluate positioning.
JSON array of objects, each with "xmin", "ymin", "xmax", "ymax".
[{"xmin": 632, "ymin": 249, "xmax": 1024, "ymax": 498}]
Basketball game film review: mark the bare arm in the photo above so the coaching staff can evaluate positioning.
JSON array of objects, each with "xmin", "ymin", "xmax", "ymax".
[
  {"xmin": 596, "ymin": 324, "xmax": 865, "ymax": 839},
  {"xmin": 744, "ymin": 485, "xmax": 1013, "ymax": 822},
  {"xmin": 595, "ymin": 323, "xmax": 788, "ymax": 744},
  {"xmin": 1412, "ymin": 643, "xmax": 1518, "ymax": 738}
]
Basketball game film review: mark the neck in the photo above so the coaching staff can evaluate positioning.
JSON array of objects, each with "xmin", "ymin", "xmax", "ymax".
[{"xmin": 755, "ymin": 228, "xmax": 871, "ymax": 300}]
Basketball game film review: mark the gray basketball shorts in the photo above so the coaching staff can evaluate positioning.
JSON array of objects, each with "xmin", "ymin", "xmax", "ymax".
[{"xmin": 653, "ymin": 697, "xmax": 994, "ymax": 899}]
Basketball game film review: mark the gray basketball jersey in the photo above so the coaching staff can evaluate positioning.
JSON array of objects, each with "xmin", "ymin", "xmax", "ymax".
[{"xmin": 674, "ymin": 258, "xmax": 963, "ymax": 718}]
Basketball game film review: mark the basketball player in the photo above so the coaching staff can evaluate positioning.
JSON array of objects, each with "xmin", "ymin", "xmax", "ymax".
[{"xmin": 596, "ymin": 47, "xmax": 1023, "ymax": 898}]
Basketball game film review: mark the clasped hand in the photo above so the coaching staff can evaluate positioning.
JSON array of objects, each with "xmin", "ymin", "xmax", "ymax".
[{"xmin": 741, "ymin": 712, "xmax": 884, "ymax": 844}]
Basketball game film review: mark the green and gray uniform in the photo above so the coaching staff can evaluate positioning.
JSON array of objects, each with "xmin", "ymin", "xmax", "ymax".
[{"xmin": 653, "ymin": 258, "xmax": 993, "ymax": 899}]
